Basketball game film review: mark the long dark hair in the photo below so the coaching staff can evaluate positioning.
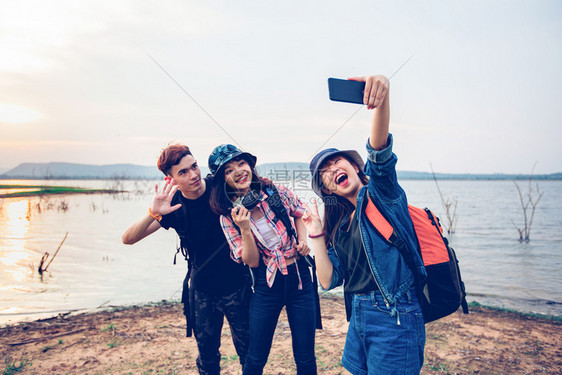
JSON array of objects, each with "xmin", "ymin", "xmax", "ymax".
[
  {"xmin": 209, "ymin": 156, "xmax": 274, "ymax": 216},
  {"xmin": 322, "ymin": 157, "xmax": 369, "ymax": 245}
]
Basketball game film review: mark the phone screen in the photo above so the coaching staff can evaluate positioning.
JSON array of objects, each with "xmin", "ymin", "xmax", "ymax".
[{"xmin": 328, "ymin": 78, "xmax": 365, "ymax": 104}]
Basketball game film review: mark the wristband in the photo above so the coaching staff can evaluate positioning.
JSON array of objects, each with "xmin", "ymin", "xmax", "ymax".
[
  {"xmin": 308, "ymin": 231, "xmax": 325, "ymax": 239},
  {"xmin": 148, "ymin": 207, "xmax": 162, "ymax": 222}
]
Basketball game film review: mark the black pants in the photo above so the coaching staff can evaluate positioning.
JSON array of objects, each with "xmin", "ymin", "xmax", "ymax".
[{"xmin": 192, "ymin": 283, "xmax": 251, "ymax": 375}]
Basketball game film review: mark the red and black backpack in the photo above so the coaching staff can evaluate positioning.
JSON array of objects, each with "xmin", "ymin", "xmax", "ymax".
[{"xmin": 365, "ymin": 197, "xmax": 469, "ymax": 323}]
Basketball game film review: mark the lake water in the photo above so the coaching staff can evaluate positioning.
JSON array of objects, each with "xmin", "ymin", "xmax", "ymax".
[{"xmin": 1, "ymin": 178, "xmax": 561, "ymax": 326}]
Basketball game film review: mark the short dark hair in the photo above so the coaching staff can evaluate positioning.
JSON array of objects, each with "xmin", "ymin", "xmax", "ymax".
[{"xmin": 157, "ymin": 144, "xmax": 192, "ymax": 176}]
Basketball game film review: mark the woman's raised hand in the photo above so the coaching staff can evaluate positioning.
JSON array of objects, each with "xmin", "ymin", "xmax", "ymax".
[
  {"xmin": 302, "ymin": 199, "xmax": 324, "ymax": 238},
  {"xmin": 231, "ymin": 206, "xmax": 252, "ymax": 231},
  {"xmin": 348, "ymin": 75, "xmax": 389, "ymax": 110},
  {"xmin": 151, "ymin": 178, "xmax": 182, "ymax": 216}
]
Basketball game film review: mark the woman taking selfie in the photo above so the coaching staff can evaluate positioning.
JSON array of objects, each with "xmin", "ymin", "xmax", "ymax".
[
  {"xmin": 208, "ymin": 145, "xmax": 317, "ymax": 375},
  {"xmin": 303, "ymin": 75, "xmax": 426, "ymax": 375}
]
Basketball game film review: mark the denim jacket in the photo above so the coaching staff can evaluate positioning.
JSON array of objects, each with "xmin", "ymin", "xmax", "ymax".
[{"xmin": 323, "ymin": 134, "xmax": 427, "ymax": 320}]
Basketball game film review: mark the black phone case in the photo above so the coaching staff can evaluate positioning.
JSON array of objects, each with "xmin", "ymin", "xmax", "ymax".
[{"xmin": 328, "ymin": 78, "xmax": 365, "ymax": 104}]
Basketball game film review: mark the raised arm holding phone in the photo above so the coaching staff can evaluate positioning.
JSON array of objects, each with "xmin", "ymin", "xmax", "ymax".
[{"xmin": 303, "ymin": 75, "xmax": 427, "ymax": 375}]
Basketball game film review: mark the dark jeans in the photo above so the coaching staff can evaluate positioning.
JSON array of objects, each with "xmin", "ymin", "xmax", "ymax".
[
  {"xmin": 192, "ymin": 282, "xmax": 251, "ymax": 375},
  {"xmin": 243, "ymin": 259, "xmax": 317, "ymax": 375}
]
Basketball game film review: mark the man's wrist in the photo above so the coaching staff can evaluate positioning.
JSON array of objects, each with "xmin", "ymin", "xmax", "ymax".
[{"xmin": 148, "ymin": 207, "xmax": 162, "ymax": 222}]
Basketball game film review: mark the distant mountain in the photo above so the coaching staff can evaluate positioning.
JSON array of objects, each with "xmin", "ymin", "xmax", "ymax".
[
  {"xmin": 0, "ymin": 162, "xmax": 163, "ymax": 179},
  {"xmin": 258, "ymin": 162, "xmax": 562, "ymax": 181},
  {"xmin": 397, "ymin": 171, "xmax": 562, "ymax": 180},
  {"xmin": 256, "ymin": 162, "xmax": 309, "ymax": 178},
  {"xmin": 1, "ymin": 162, "xmax": 560, "ymax": 180}
]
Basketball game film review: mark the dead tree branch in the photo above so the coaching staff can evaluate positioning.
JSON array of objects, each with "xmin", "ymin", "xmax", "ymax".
[
  {"xmin": 513, "ymin": 165, "xmax": 543, "ymax": 242},
  {"xmin": 39, "ymin": 232, "xmax": 68, "ymax": 273},
  {"xmin": 430, "ymin": 164, "xmax": 458, "ymax": 235}
]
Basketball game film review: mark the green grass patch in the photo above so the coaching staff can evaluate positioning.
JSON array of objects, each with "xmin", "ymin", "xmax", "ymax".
[
  {"xmin": 0, "ymin": 184, "xmax": 123, "ymax": 198},
  {"xmin": 107, "ymin": 339, "xmax": 118, "ymax": 348},
  {"xmin": 3, "ymin": 358, "xmax": 32, "ymax": 375},
  {"xmin": 102, "ymin": 324, "xmax": 116, "ymax": 332},
  {"xmin": 220, "ymin": 354, "xmax": 239, "ymax": 364}
]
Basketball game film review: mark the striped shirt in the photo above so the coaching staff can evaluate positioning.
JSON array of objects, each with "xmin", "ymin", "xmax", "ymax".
[{"xmin": 220, "ymin": 184, "xmax": 306, "ymax": 288}]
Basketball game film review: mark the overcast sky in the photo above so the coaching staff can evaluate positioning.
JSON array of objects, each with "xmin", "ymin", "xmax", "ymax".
[{"xmin": 1, "ymin": 0, "xmax": 561, "ymax": 174}]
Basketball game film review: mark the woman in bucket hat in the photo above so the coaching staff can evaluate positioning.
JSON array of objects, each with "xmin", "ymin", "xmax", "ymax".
[
  {"xmin": 302, "ymin": 75, "xmax": 426, "ymax": 375},
  {"xmin": 208, "ymin": 145, "xmax": 318, "ymax": 375}
]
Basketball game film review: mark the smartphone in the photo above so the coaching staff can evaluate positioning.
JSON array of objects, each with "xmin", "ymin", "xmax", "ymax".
[{"xmin": 328, "ymin": 78, "xmax": 365, "ymax": 104}]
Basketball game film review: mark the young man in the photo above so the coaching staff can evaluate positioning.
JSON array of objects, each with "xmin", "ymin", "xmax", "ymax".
[{"xmin": 122, "ymin": 144, "xmax": 250, "ymax": 375}]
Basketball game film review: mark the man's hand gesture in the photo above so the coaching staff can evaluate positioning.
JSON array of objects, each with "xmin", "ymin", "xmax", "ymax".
[{"xmin": 150, "ymin": 178, "xmax": 182, "ymax": 216}]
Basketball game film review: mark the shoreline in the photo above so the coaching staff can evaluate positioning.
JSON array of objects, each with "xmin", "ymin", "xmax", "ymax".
[
  {"xmin": 2, "ymin": 298, "xmax": 560, "ymax": 329},
  {"xmin": 1, "ymin": 295, "xmax": 560, "ymax": 374},
  {"xmin": 464, "ymin": 301, "xmax": 562, "ymax": 322}
]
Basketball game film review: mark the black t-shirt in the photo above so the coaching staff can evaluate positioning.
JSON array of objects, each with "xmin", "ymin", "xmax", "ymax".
[
  {"xmin": 159, "ymin": 176, "xmax": 246, "ymax": 296},
  {"xmin": 337, "ymin": 212, "xmax": 378, "ymax": 295}
]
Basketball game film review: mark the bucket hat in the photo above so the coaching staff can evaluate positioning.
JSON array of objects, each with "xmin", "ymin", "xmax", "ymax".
[
  {"xmin": 309, "ymin": 148, "xmax": 364, "ymax": 196},
  {"xmin": 208, "ymin": 144, "xmax": 257, "ymax": 176}
]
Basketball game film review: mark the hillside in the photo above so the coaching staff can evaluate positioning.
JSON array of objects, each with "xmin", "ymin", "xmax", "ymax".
[
  {"xmin": 0, "ymin": 162, "xmax": 162, "ymax": 180},
  {"xmin": 257, "ymin": 162, "xmax": 562, "ymax": 181},
  {"xmin": 396, "ymin": 171, "xmax": 562, "ymax": 180},
  {"xmin": 1, "ymin": 162, "xmax": 560, "ymax": 180}
]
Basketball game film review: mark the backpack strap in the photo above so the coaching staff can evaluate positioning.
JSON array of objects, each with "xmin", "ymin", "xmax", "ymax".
[
  {"xmin": 263, "ymin": 185, "xmax": 299, "ymax": 245},
  {"xmin": 363, "ymin": 194, "xmax": 425, "ymax": 305},
  {"xmin": 177, "ymin": 234, "xmax": 195, "ymax": 337},
  {"xmin": 364, "ymin": 197, "xmax": 394, "ymax": 242},
  {"xmin": 364, "ymin": 194, "xmax": 406, "ymax": 251},
  {"xmin": 303, "ymin": 254, "xmax": 323, "ymax": 330}
]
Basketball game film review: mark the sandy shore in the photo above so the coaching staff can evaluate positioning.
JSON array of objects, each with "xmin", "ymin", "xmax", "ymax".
[{"xmin": 1, "ymin": 295, "xmax": 560, "ymax": 374}]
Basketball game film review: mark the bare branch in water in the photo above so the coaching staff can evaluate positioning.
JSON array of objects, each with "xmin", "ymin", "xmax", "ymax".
[
  {"xmin": 513, "ymin": 164, "xmax": 544, "ymax": 242},
  {"xmin": 39, "ymin": 232, "xmax": 69, "ymax": 273},
  {"xmin": 430, "ymin": 164, "xmax": 458, "ymax": 235}
]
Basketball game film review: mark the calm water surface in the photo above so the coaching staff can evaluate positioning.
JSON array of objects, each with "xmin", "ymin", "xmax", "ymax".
[
  {"xmin": 401, "ymin": 179, "xmax": 562, "ymax": 317},
  {"xmin": 0, "ymin": 179, "xmax": 561, "ymax": 325}
]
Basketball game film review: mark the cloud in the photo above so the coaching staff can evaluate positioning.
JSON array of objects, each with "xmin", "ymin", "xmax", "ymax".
[
  {"xmin": 0, "ymin": 1, "xmax": 105, "ymax": 73},
  {"xmin": 0, "ymin": 1, "xmax": 561, "ymax": 173},
  {"xmin": 0, "ymin": 103, "xmax": 43, "ymax": 124}
]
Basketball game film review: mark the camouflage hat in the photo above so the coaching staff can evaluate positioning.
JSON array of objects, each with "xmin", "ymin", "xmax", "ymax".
[{"xmin": 208, "ymin": 144, "xmax": 257, "ymax": 176}]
